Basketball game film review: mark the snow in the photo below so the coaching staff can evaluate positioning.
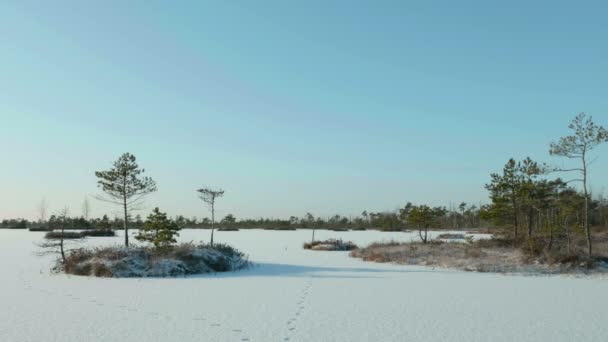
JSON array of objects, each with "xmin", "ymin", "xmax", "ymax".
[{"xmin": 1, "ymin": 229, "xmax": 607, "ymax": 342}]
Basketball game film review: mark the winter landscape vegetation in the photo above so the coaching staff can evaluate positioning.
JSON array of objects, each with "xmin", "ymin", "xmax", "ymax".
[{"xmin": 2, "ymin": 2, "xmax": 608, "ymax": 342}]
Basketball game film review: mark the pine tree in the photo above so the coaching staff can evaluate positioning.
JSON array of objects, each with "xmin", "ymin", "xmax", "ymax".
[
  {"xmin": 95, "ymin": 153, "xmax": 157, "ymax": 247},
  {"xmin": 196, "ymin": 187, "xmax": 225, "ymax": 246},
  {"xmin": 550, "ymin": 113, "xmax": 608, "ymax": 257},
  {"xmin": 136, "ymin": 207, "xmax": 180, "ymax": 249}
]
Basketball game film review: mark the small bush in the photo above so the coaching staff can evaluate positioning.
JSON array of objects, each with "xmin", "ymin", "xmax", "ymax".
[
  {"xmin": 45, "ymin": 231, "xmax": 83, "ymax": 239},
  {"xmin": 218, "ymin": 227, "xmax": 239, "ymax": 231},
  {"xmin": 303, "ymin": 239, "xmax": 358, "ymax": 251},
  {"xmin": 29, "ymin": 227, "xmax": 50, "ymax": 232},
  {"xmin": 80, "ymin": 229, "xmax": 115, "ymax": 237},
  {"xmin": 437, "ymin": 233, "xmax": 465, "ymax": 240}
]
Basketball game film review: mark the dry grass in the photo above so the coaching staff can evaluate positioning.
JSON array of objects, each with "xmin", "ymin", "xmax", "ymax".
[
  {"xmin": 303, "ymin": 239, "xmax": 358, "ymax": 251},
  {"xmin": 436, "ymin": 233, "xmax": 466, "ymax": 240},
  {"xmin": 263, "ymin": 227, "xmax": 297, "ymax": 231},
  {"xmin": 28, "ymin": 227, "xmax": 50, "ymax": 232},
  {"xmin": 60, "ymin": 243, "xmax": 248, "ymax": 277},
  {"xmin": 45, "ymin": 231, "xmax": 83, "ymax": 239},
  {"xmin": 45, "ymin": 230, "xmax": 115, "ymax": 239},
  {"xmin": 351, "ymin": 233, "xmax": 608, "ymax": 274},
  {"xmin": 80, "ymin": 229, "xmax": 115, "ymax": 237}
]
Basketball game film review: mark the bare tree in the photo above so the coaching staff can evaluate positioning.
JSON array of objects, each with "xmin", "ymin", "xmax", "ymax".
[
  {"xmin": 38, "ymin": 207, "xmax": 72, "ymax": 264},
  {"xmin": 37, "ymin": 198, "xmax": 49, "ymax": 223},
  {"xmin": 82, "ymin": 196, "xmax": 91, "ymax": 220},
  {"xmin": 550, "ymin": 113, "xmax": 608, "ymax": 257},
  {"xmin": 196, "ymin": 187, "xmax": 225, "ymax": 246},
  {"xmin": 305, "ymin": 212, "xmax": 316, "ymax": 242},
  {"xmin": 95, "ymin": 153, "xmax": 157, "ymax": 247}
]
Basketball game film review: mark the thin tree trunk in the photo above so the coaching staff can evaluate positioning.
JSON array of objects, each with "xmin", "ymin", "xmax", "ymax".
[
  {"xmin": 123, "ymin": 194, "xmax": 129, "ymax": 247},
  {"xmin": 527, "ymin": 209, "xmax": 534, "ymax": 238},
  {"xmin": 564, "ymin": 217, "xmax": 571, "ymax": 254},
  {"xmin": 512, "ymin": 195, "xmax": 519, "ymax": 238},
  {"xmin": 548, "ymin": 213, "xmax": 554, "ymax": 250},
  {"xmin": 211, "ymin": 202, "xmax": 215, "ymax": 247},
  {"xmin": 60, "ymin": 221, "xmax": 66, "ymax": 263},
  {"xmin": 419, "ymin": 225, "xmax": 428, "ymax": 244},
  {"xmin": 583, "ymin": 153, "xmax": 592, "ymax": 257}
]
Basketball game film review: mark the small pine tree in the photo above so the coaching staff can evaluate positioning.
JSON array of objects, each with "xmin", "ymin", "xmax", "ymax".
[{"xmin": 136, "ymin": 207, "xmax": 180, "ymax": 249}]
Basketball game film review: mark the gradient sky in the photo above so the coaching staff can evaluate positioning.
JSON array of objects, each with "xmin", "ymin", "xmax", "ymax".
[{"xmin": 1, "ymin": 0, "xmax": 608, "ymax": 221}]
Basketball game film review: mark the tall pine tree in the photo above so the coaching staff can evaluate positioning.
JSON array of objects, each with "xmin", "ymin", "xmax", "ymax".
[{"xmin": 95, "ymin": 153, "xmax": 157, "ymax": 247}]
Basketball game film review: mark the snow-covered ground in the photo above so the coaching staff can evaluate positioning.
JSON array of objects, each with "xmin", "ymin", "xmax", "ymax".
[{"xmin": 1, "ymin": 229, "xmax": 607, "ymax": 342}]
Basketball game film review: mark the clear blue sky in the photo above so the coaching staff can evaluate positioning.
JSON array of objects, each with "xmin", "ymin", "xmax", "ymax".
[{"xmin": 1, "ymin": 0, "xmax": 607, "ymax": 220}]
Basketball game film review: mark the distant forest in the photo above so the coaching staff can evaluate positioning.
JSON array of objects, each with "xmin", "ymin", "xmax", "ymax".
[{"xmin": 2, "ymin": 197, "xmax": 607, "ymax": 232}]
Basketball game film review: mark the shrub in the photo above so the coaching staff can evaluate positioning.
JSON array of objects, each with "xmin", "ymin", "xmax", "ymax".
[
  {"xmin": 136, "ymin": 207, "xmax": 181, "ymax": 249},
  {"xmin": 29, "ymin": 227, "xmax": 50, "ymax": 232},
  {"xmin": 80, "ymin": 229, "xmax": 115, "ymax": 237},
  {"xmin": 303, "ymin": 239, "xmax": 358, "ymax": 251},
  {"xmin": 45, "ymin": 231, "xmax": 83, "ymax": 239},
  {"xmin": 218, "ymin": 227, "xmax": 239, "ymax": 231},
  {"xmin": 59, "ymin": 243, "xmax": 248, "ymax": 277},
  {"xmin": 437, "ymin": 233, "xmax": 465, "ymax": 240}
]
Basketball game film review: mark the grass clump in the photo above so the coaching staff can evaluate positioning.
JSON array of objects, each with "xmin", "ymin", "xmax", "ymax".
[
  {"xmin": 436, "ymin": 233, "xmax": 466, "ymax": 240},
  {"xmin": 350, "ymin": 233, "xmax": 608, "ymax": 274},
  {"xmin": 45, "ymin": 231, "xmax": 84, "ymax": 239},
  {"xmin": 29, "ymin": 227, "xmax": 50, "ymax": 232},
  {"xmin": 60, "ymin": 243, "xmax": 248, "ymax": 278},
  {"xmin": 303, "ymin": 239, "xmax": 358, "ymax": 251},
  {"xmin": 80, "ymin": 229, "xmax": 115, "ymax": 237}
]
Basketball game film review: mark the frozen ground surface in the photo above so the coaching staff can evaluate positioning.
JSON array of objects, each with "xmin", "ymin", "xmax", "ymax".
[{"xmin": 1, "ymin": 229, "xmax": 607, "ymax": 342}]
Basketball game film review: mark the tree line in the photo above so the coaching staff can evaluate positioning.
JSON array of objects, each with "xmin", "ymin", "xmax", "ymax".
[{"xmin": 2, "ymin": 113, "xmax": 607, "ymax": 257}]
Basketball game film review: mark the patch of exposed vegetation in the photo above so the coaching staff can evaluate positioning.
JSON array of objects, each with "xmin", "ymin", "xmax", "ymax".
[
  {"xmin": 218, "ymin": 227, "xmax": 239, "ymax": 231},
  {"xmin": 60, "ymin": 243, "xmax": 249, "ymax": 277},
  {"xmin": 45, "ymin": 231, "xmax": 85, "ymax": 239},
  {"xmin": 303, "ymin": 239, "xmax": 358, "ymax": 251},
  {"xmin": 44, "ymin": 229, "xmax": 116, "ymax": 239},
  {"xmin": 350, "ymin": 233, "xmax": 608, "ymax": 274},
  {"xmin": 29, "ymin": 227, "xmax": 50, "ymax": 232},
  {"xmin": 80, "ymin": 229, "xmax": 115, "ymax": 237},
  {"xmin": 436, "ymin": 233, "xmax": 466, "ymax": 240}
]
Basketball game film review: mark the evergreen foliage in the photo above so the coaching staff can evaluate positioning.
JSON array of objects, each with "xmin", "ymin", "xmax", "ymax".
[
  {"xmin": 136, "ymin": 207, "xmax": 181, "ymax": 249},
  {"xmin": 95, "ymin": 153, "xmax": 157, "ymax": 247}
]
